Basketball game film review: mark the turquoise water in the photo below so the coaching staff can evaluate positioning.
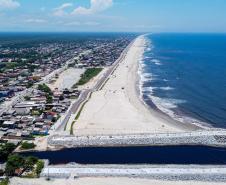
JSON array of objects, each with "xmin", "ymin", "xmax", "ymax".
[{"xmin": 140, "ymin": 34, "xmax": 226, "ymax": 128}]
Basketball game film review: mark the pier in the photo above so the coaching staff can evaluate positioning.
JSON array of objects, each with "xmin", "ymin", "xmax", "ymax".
[
  {"xmin": 48, "ymin": 130, "xmax": 226, "ymax": 148},
  {"xmin": 40, "ymin": 164, "xmax": 226, "ymax": 181}
]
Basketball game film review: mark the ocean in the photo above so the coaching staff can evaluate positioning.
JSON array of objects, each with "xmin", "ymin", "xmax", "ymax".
[{"xmin": 140, "ymin": 33, "xmax": 226, "ymax": 129}]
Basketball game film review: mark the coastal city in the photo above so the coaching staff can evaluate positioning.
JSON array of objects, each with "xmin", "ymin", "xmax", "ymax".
[
  {"xmin": 0, "ymin": 34, "xmax": 134, "ymax": 138},
  {"xmin": 0, "ymin": 33, "xmax": 135, "ymax": 180},
  {"xmin": 1, "ymin": 0, "xmax": 226, "ymax": 185}
]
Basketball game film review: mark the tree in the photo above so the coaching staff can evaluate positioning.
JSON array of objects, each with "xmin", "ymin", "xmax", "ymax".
[
  {"xmin": 0, "ymin": 178, "xmax": 9, "ymax": 185},
  {"xmin": 5, "ymin": 154, "xmax": 25, "ymax": 176},
  {"xmin": 59, "ymin": 95, "xmax": 64, "ymax": 101},
  {"xmin": 46, "ymin": 94, "xmax": 53, "ymax": 103},
  {"xmin": 26, "ymin": 81, "xmax": 34, "ymax": 88},
  {"xmin": 24, "ymin": 96, "xmax": 31, "ymax": 101},
  {"xmin": 0, "ymin": 143, "xmax": 16, "ymax": 161},
  {"xmin": 36, "ymin": 160, "xmax": 44, "ymax": 177},
  {"xmin": 24, "ymin": 156, "xmax": 38, "ymax": 171},
  {"xmin": 20, "ymin": 142, "xmax": 36, "ymax": 150},
  {"xmin": 38, "ymin": 84, "xmax": 52, "ymax": 95}
]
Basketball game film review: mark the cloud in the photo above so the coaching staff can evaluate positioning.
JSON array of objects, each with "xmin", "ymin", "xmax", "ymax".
[
  {"xmin": 72, "ymin": 0, "xmax": 113, "ymax": 15},
  {"xmin": 25, "ymin": 19, "xmax": 47, "ymax": 23},
  {"xmin": 0, "ymin": 0, "xmax": 20, "ymax": 9},
  {"xmin": 53, "ymin": 3, "xmax": 73, "ymax": 16},
  {"xmin": 65, "ymin": 21, "xmax": 100, "ymax": 26},
  {"xmin": 84, "ymin": 21, "xmax": 100, "ymax": 26},
  {"xmin": 65, "ymin": 21, "xmax": 81, "ymax": 26}
]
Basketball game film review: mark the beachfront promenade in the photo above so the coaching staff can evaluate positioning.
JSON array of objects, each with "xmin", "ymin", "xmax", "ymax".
[
  {"xmin": 48, "ymin": 129, "xmax": 226, "ymax": 148},
  {"xmin": 40, "ymin": 164, "xmax": 226, "ymax": 181}
]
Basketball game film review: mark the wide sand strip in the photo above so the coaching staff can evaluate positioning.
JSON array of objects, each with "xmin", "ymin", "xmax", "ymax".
[{"xmin": 73, "ymin": 36, "xmax": 196, "ymax": 136}]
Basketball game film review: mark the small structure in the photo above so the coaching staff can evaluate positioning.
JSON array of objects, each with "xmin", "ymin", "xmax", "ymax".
[{"xmin": 2, "ymin": 120, "xmax": 16, "ymax": 129}]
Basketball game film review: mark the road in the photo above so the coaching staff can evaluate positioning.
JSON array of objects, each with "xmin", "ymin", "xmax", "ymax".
[
  {"xmin": 55, "ymin": 40, "xmax": 134, "ymax": 132},
  {"xmin": 0, "ymin": 58, "xmax": 74, "ymax": 116}
]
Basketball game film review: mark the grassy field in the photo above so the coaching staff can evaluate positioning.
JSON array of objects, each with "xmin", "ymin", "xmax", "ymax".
[{"xmin": 76, "ymin": 68, "xmax": 102, "ymax": 86}]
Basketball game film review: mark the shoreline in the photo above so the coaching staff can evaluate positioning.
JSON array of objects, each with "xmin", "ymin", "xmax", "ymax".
[
  {"xmin": 72, "ymin": 35, "xmax": 195, "ymax": 135},
  {"xmin": 134, "ymin": 35, "xmax": 202, "ymax": 131}
]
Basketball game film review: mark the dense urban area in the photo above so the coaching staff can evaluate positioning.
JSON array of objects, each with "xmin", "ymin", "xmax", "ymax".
[{"xmin": 0, "ymin": 33, "xmax": 135, "ymax": 182}]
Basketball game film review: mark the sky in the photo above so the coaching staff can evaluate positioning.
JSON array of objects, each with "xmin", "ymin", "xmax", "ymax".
[{"xmin": 0, "ymin": 0, "xmax": 226, "ymax": 32}]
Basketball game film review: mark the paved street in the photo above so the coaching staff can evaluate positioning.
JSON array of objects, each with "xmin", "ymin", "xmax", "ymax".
[{"xmin": 55, "ymin": 40, "xmax": 133, "ymax": 132}]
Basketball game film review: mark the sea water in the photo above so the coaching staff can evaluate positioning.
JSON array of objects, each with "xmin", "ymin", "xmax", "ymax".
[{"xmin": 140, "ymin": 33, "xmax": 226, "ymax": 128}]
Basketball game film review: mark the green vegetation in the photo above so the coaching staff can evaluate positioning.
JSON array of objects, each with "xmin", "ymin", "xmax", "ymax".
[
  {"xmin": 5, "ymin": 62, "xmax": 18, "ymax": 70},
  {"xmin": 20, "ymin": 142, "xmax": 36, "ymax": 150},
  {"xmin": 0, "ymin": 178, "xmax": 9, "ymax": 185},
  {"xmin": 5, "ymin": 154, "xmax": 25, "ymax": 176},
  {"xmin": 70, "ymin": 92, "xmax": 93, "ymax": 134},
  {"xmin": 24, "ymin": 156, "xmax": 38, "ymax": 171},
  {"xmin": 100, "ymin": 78, "xmax": 110, "ymax": 90},
  {"xmin": 24, "ymin": 96, "xmax": 31, "ymax": 101},
  {"xmin": 5, "ymin": 154, "xmax": 42, "ymax": 177},
  {"xmin": 26, "ymin": 81, "xmax": 34, "ymax": 88},
  {"xmin": 31, "ymin": 110, "xmax": 43, "ymax": 116},
  {"xmin": 38, "ymin": 83, "xmax": 53, "ymax": 103},
  {"xmin": 70, "ymin": 100, "xmax": 88, "ymax": 134},
  {"xmin": 38, "ymin": 84, "xmax": 52, "ymax": 95},
  {"xmin": 0, "ymin": 60, "xmax": 38, "ymax": 73},
  {"xmin": 76, "ymin": 68, "xmax": 102, "ymax": 86},
  {"xmin": 0, "ymin": 143, "xmax": 16, "ymax": 161},
  {"xmin": 36, "ymin": 160, "xmax": 44, "ymax": 177},
  {"xmin": 46, "ymin": 94, "xmax": 53, "ymax": 103}
]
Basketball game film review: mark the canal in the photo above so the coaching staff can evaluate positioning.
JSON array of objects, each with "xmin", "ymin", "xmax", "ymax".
[{"xmin": 20, "ymin": 145, "xmax": 226, "ymax": 165}]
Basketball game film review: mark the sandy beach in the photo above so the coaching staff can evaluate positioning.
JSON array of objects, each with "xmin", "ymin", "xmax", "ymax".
[
  {"xmin": 10, "ymin": 177, "xmax": 226, "ymax": 185},
  {"xmin": 72, "ymin": 36, "xmax": 197, "ymax": 136}
]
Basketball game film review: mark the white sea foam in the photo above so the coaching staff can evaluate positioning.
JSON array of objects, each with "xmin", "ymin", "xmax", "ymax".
[
  {"xmin": 144, "ymin": 56, "xmax": 152, "ymax": 59},
  {"xmin": 148, "ymin": 95, "xmax": 209, "ymax": 129},
  {"xmin": 142, "ymin": 86, "xmax": 154, "ymax": 94},
  {"xmin": 158, "ymin": 86, "xmax": 175, "ymax": 91},
  {"xmin": 150, "ymin": 96, "xmax": 186, "ymax": 109},
  {"xmin": 152, "ymin": 59, "xmax": 162, "ymax": 65},
  {"xmin": 140, "ymin": 73, "xmax": 152, "ymax": 83},
  {"xmin": 138, "ymin": 36, "xmax": 210, "ymax": 129}
]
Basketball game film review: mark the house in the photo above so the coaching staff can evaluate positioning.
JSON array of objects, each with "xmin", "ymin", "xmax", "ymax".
[
  {"xmin": 0, "ymin": 90, "xmax": 14, "ymax": 98},
  {"xmin": 32, "ymin": 127, "xmax": 48, "ymax": 135},
  {"xmin": 2, "ymin": 120, "xmax": 16, "ymax": 129},
  {"xmin": 14, "ymin": 106, "xmax": 31, "ymax": 115},
  {"xmin": 43, "ymin": 111, "xmax": 57, "ymax": 121},
  {"xmin": 14, "ymin": 101, "xmax": 42, "ymax": 115},
  {"xmin": 21, "ymin": 130, "xmax": 31, "ymax": 137},
  {"xmin": 35, "ymin": 122, "xmax": 44, "ymax": 128},
  {"xmin": 30, "ymin": 96, "xmax": 46, "ymax": 104}
]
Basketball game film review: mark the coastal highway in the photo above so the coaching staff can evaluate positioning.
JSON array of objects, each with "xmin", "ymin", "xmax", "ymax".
[{"xmin": 55, "ymin": 39, "xmax": 134, "ymax": 132}]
